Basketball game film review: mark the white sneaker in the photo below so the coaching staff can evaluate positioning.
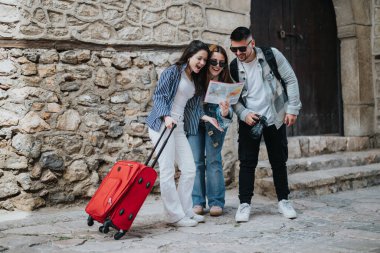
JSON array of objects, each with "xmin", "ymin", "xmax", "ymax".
[
  {"xmin": 191, "ymin": 214, "xmax": 205, "ymax": 223},
  {"xmin": 235, "ymin": 203, "xmax": 251, "ymax": 222},
  {"xmin": 170, "ymin": 217, "xmax": 198, "ymax": 227},
  {"xmin": 278, "ymin": 199, "xmax": 297, "ymax": 219}
]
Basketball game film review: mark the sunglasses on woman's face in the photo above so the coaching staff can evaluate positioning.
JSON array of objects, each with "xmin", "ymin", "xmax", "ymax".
[
  {"xmin": 230, "ymin": 40, "xmax": 252, "ymax": 53},
  {"xmin": 209, "ymin": 59, "xmax": 226, "ymax": 68}
]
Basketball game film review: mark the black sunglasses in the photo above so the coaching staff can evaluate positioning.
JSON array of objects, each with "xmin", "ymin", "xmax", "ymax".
[
  {"xmin": 230, "ymin": 40, "xmax": 252, "ymax": 53},
  {"xmin": 209, "ymin": 59, "xmax": 226, "ymax": 68}
]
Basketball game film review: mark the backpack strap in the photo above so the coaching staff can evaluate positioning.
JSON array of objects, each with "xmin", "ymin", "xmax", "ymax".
[
  {"xmin": 229, "ymin": 58, "xmax": 239, "ymax": 82},
  {"xmin": 259, "ymin": 46, "xmax": 288, "ymax": 97}
]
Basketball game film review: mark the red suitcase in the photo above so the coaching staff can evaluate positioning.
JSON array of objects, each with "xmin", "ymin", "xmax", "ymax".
[{"xmin": 85, "ymin": 125, "xmax": 175, "ymax": 240}]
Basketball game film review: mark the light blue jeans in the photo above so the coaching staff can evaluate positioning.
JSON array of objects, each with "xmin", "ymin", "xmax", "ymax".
[{"xmin": 188, "ymin": 122, "xmax": 226, "ymax": 209}]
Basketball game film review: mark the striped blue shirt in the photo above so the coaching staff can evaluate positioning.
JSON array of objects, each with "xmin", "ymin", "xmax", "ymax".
[{"xmin": 146, "ymin": 64, "xmax": 205, "ymax": 135}]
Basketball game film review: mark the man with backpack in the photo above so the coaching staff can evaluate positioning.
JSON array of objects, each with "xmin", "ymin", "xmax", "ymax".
[{"xmin": 229, "ymin": 27, "xmax": 302, "ymax": 222}]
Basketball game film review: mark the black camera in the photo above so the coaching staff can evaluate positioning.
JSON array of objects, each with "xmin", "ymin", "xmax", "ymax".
[{"xmin": 249, "ymin": 115, "xmax": 268, "ymax": 140}]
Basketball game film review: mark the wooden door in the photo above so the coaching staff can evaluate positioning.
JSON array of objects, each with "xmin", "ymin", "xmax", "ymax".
[{"xmin": 251, "ymin": 0, "xmax": 342, "ymax": 136}]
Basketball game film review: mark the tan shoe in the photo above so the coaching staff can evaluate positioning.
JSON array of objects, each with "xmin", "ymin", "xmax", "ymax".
[
  {"xmin": 193, "ymin": 205, "xmax": 204, "ymax": 215},
  {"xmin": 210, "ymin": 206, "xmax": 223, "ymax": 216}
]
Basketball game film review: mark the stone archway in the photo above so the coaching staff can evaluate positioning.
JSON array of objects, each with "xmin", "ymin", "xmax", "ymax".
[{"xmin": 333, "ymin": 0, "xmax": 374, "ymax": 136}]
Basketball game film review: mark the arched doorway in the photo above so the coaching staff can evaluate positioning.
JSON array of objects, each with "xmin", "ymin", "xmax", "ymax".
[{"xmin": 251, "ymin": 0, "xmax": 343, "ymax": 136}]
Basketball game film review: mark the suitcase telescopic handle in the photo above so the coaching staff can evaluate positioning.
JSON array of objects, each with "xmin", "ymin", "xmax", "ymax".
[{"xmin": 145, "ymin": 124, "xmax": 177, "ymax": 168}]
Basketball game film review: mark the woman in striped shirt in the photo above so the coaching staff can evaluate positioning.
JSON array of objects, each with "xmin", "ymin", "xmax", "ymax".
[{"xmin": 146, "ymin": 40, "xmax": 222, "ymax": 227}]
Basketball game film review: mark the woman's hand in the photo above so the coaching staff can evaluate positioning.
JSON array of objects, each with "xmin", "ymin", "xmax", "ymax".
[
  {"xmin": 202, "ymin": 115, "xmax": 223, "ymax": 132},
  {"xmin": 219, "ymin": 100, "xmax": 230, "ymax": 117},
  {"xmin": 164, "ymin": 116, "xmax": 177, "ymax": 129}
]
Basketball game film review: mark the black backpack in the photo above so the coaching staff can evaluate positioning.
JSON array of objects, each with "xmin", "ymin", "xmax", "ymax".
[{"xmin": 229, "ymin": 46, "xmax": 288, "ymax": 97}]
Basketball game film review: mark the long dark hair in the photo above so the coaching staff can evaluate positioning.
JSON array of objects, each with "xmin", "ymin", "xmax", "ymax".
[
  {"xmin": 175, "ymin": 40, "xmax": 210, "ymax": 96},
  {"xmin": 205, "ymin": 44, "xmax": 233, "ymax": 91}
]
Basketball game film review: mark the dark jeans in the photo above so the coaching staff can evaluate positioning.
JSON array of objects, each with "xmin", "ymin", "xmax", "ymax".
[{"xmin": 238, "ymin": 121, "xmax": 290, "ymax": 203}]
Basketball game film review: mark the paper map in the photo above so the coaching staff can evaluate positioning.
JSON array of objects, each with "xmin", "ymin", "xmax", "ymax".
[{"xmin": 204, "ymin": 80, "xmax": 244, "ymax": 104}]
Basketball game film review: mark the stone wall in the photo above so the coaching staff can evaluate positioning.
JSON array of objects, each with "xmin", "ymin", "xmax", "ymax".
[
  {"xmin": 0, "ymin": 0, "xmax": 250, "ymax": 210},
  {"xmin": 373, "ymin": 0, "xmax": 380, "ymax": 137}
]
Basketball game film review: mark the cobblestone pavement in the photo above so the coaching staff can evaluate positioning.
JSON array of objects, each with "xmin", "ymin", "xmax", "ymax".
[{"xmin": 0, "ymin": 186, "xmax": 379, "ymax": 253}]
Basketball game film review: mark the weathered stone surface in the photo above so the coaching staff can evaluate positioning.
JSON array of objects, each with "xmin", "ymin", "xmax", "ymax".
[
  {"xmin": 39, "ymin": 50, "xmax": 59, "ymax": 64},
  {"xmin": 87, "ymin": 131, "xmax": 105, "ymax": 147},
  {"xmin": 0, "ymin": 59, "xmax": 16, "ymax": 76},
  {"xmin": 0, "ymin": 108, "xmax": 19, "ymax": 126},
  {"xmin": 19, "ymin": 111, "xmax": 51, "ymax": 133},
  {"xmin": 94, "ymin": 68, "xmax": 115, "ymax": 88},
  {"xmin": 41, "ymin": 169, "xmax": 58, "ymax": 183},
  {"xmin": 107, "ymin": 122, "xmax": 123, "ymax": 138},
  {"xmin": 59, "ymin": 81, "xmax": 80, "ymax": 92},
  {"xmin": 83, "ymin": 113, "xmax": 109, "ymax": 130},
  {"xmin": 77, "ymin": 93, "xmax": 100, "ymax": 106},
  {"xmin": 167, "ymin": 5, "xmax": 184, "ymax": 21},
  {"xmin": 38, "ymin": 64, "xmax": 56, "ymax": 77},
  {"xmin": 185, "ymin": 5, "xmax": 203, "ymax": 27},
  {"xmin": 12, "ymin": 193, "xmax": 45, "ymax": 211},
  {"xmin": 0, "ymin": 175, "xmax": 19, "ymax": 198},
  {"xmin": 110, "ymin": 91, "xmax": 129, "ymax": 103},
  {"xmin": 153, "ymin": 23, "xmax": 176, "ymax": 42},
  {"xmin": 0, "ymin": 149, "xmax": 28, "ymax": 170},
  {"xmin": 0, "ymin": 4, "xmax": 18, "ymax": 22},
  {"xmin": 111, "ymin": 53, "xmax": 132, "ymax": 69},
  {"xmin": 11, "ymin": 133, "xmax": 42, "ymax": 158},
  {"xmin": 16, "ymin": 173, "xmax": 32, "ymax": 191},
  {"xmin": 64, "ymin": 159, "xmax": 89, "ymax": 182},
  {"xmin": 39, "ymin": 152, "xmax": 64, "ymax": 171},
  {"xmin": 46, "ymin": 103, "xmax": 60, "ymax": 113},
  {"xmin": 56, "ymin": 109, "xmax": 81, "ymax": 131},
  {"xmin": 30, "ymin": 163, "xmax": 42, "ymax": 179}
]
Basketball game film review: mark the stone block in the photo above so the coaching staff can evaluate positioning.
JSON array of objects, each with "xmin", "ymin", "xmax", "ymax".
[
  {"xmin": 346, "ymin": 136, "xmax": 370, "ymax": 151},
  {"xmin": 206, "ymin": 9, "xmax": 249, "ymax": 33},
  {"xmin": 0, "ymin": 149, "xmax": 28, "ymax": 170},
  {"xmin": 12, "ymin": 193, "xmax": 45, "ymax": 211},
  {"xmin": 225, "ymin": 0, "xmax": 251, "ymax": 13},
  {"xmin": 0, "ymin": 4, "xmax": 18, "ymax": 22},
  {"xmin": 0, "ymin": 174, "xmax": 19, "ymax": 198},
  {"xmin": 325, "ymin": 136, "xmax": 347, "ymax": 152},
  {"xmin": 341, "ymin": 38, "xmax": 360, "ymax": 102},
  {"xmin": 19, "ymin": 111, "xmax": 51, "ymax": 133},
  {"xmin": 344, "ymin": 105, "xmax": 374, "ymax": 136},
  {"xmin": 334, "ymin": 0, "xmax": 355, "ymax": 26},
  {"xmin": 356, "ymin": 26, "xmax": 374, "ymax": 101},
  {"xmin": 11, "ymin": 133, "xmax": 42, "ymax": 158},
  {"xmin": 64, "ymin": 159, "xmax": 89, "ymax": 182},
  {"xmin": 56, "ymin": 109, "xmax": 81, "ymax": 131},
  {"xmin": 351, "ymin": 0, "xmax": 371, "ymax": 25},
  {"xmin": 39, "ymin": 152, "xmax": 64, "ymax": 171},
  {"xmin": 0, "ymin": 59, "xmax": 16, "ymax": 76}
]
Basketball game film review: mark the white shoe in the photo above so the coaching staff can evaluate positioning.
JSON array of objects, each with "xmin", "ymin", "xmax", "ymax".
[
  {"xmin": 170, "ymin": 217, "xmax": 198, "ymax": 227},
  {"xmin": 191, "ymin": 214, "xmax": 205, "ymax": 223},
  {"xmin": 278, "ymin": 199, "xmax": 297, "ymax": 219},
  {"xmin": 235, "ymin": 203, "xmax": 251, "ymax": 222}
]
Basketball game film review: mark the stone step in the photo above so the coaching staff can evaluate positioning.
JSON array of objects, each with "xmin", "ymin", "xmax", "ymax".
[
  {"xmin": 256, "ymin": 149, "xmax": 380, "ymax": 179},
  {"xmin": 255, "ymin": 163, "xmax": 380, "ymax": 199},
  {"xmin": 258, "ymin": 136, "xmax": 372, "ymax": 160}
]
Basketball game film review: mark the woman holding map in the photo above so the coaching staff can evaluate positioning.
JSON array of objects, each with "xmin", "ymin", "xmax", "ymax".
[
  {"xmin": 188, "ymin": 44, "xmax": 234, "ymax": 217},
  {"xmin": 146, "ymin": 40, "xmax": 223, "ymax": 227}
]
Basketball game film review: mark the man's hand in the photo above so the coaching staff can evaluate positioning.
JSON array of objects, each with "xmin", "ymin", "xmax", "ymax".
[
  {"xmin": 284, "ymin": 114, "xmax": 297, "ymax": 127},
  {"xmin": 164, "ymin": 116, "xmax": 177, "ymax": 129},
  {"xmin": 219, "ymin": 101, "xmax": 230, "ymax": 117},
  {"xmin": 245, "ymin": 112, "xmax": 260, "ymax": 126}
]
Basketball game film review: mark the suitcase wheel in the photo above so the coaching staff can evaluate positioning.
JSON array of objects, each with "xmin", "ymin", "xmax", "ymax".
[
  {"xmin": 87, "ymin": 216, "xmax": 94, "ymax": 226},
  {"xmin": 103, "ymin": 219, "xmax": 113, "ymax": 233},
  {"xmin": 99, "ymin": 224, "xmax": 110, "ymax": 234},
  {"xmin": 114, "ymin": 230, "xmax": 126, "ymax": 240}
]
